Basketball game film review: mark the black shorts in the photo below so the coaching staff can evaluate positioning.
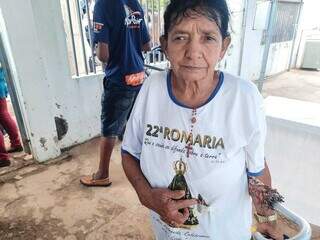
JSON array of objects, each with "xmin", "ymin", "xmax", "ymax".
[{"xmin": 101, "ymin": 78, "xmax": 138, "ymax": 137}]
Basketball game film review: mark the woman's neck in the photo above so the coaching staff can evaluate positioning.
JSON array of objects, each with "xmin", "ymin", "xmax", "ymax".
[{"xmin": 171, "ymin": 71, "xmax": 219, "ymax": 108}]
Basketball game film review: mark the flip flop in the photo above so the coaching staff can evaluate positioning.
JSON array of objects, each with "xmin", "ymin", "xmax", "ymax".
[{"xmin": 80, "ymin": 174, "xmax": 112, "ymax": 187}]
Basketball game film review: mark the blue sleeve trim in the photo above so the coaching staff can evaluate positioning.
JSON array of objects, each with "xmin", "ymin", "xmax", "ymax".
[
  {"xmin": 121, "ymin": 148, "xmax": 140, "ymax": 162},
  {"xmin": 247, "ymin": 168, "xmax": 264, "ymax": 177}
]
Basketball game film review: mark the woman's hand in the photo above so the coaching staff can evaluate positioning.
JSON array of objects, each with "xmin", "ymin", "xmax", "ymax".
[
  {"xmin": 257, "ymin": 222, "xmax": 284, "ymax": 240},
  {"xmin": 248, "ymin": 176, "xmax": 284, "ymax": 212},
  {"xmin": 247, "ymin": 166, "xmax": 286, "ymax": 240},
  {"xmin": 147, "ymin": 188, "xmax": 198, "ymax": 226}
]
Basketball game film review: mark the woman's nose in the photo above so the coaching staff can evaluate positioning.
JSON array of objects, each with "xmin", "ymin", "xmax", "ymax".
[{"xmin": 185, "ymin": 39, "xmax": 203, "ymax": 60}]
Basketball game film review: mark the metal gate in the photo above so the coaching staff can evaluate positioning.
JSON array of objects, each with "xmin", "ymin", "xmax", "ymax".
[{"xmin": 60, "ymin": 0, "xmax": 169, "ymax": 77}]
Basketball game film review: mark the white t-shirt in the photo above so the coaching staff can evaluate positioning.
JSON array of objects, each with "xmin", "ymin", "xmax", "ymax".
[{"xmin": 122, "ymin": 71, "xmax": 266, "ymax": 240}]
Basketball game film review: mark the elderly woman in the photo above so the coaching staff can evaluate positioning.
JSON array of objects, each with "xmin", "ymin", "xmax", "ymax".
[{"xmin": 122, "ymin": 0, "xmax": 284, "ymax": 239}]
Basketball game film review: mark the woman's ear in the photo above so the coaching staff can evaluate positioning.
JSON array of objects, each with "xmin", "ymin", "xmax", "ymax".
[
  {"xmin": 220, "ymin": 36, "xmax": 231, "ymax": 60},
  {"xmin": 160, "ymin": 35, "xmax": 168, "ymax": 56}
]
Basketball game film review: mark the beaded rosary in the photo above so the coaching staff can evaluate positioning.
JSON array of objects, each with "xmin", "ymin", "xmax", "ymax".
[{"xmin": 184, "ymin": 108, "xmax": 197, "ymax": 158}]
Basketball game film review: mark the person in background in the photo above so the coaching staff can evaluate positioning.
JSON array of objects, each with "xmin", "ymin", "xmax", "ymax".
[
  {"xmin": 0, "ymin": 64, "xmax": 23, "ymax": 168},
  {"xmin": 80, "ymin": 0, "xmax": 151, "ymax": 186}
]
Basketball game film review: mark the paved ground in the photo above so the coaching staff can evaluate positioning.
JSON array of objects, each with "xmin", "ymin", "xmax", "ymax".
[
  {"xmin": 262, "ymin": 69, "xmax": 320, "ymax": 103},
  {"xmin": 0, "ymin": 138, "xmax": 154, "ymax": 240}
]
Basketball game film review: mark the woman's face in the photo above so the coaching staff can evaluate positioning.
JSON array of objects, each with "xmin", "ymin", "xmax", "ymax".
[{"xmin": 162, "ymin": 13, "xmax": 230, "ymax": 83}]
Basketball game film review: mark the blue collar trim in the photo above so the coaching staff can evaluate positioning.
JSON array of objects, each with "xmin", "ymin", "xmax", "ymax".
[{"xmin": 166, "ymin": 70, "xmax": 224, "ymax": 109}]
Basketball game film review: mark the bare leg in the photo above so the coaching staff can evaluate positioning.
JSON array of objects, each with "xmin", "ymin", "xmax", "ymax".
[{"xmin": 93, "ymin": 136, "xmax": 116, "ymax": 179}]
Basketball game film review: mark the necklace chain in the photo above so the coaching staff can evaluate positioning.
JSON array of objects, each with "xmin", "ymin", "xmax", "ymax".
[{"xmin": 185, "ymin": 108, "xmax": 197, "ymax": 158}]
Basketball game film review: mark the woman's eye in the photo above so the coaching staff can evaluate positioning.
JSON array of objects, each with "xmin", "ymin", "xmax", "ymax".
[
  {"xmin": 174, "ymin": 36, "xmax": 187, "ymax": 41},
  {"xmin": 205, "ymin": 36, "xmax": 216, "ymax": 41}
]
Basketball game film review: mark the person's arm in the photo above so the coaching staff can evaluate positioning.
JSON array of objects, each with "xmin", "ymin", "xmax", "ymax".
[
  {"xmin": 256, "ymin": 161, "xmax": 271, "ymax": 186},
  {"xmin": 250, "ymin": 162, "xmax": 280, "ymax": 215},
  {"xmin": 249, "ymin": 161, "xmax": 285, "ymax": 240},
  {"xmin": 96, "ymin": 42, "xmax": 109, "ymax": 63},
  {"xmin": 142, "ymin": 41, "xmax": 151, "ymax": 52},
  {"xmin": 92, "ymin": 0, "xmax": 110, "ymax": 63},
  {"xmin": 245, "ymin": 88, "xmax": 285, "ymax": 239},
  {"xmin": 122, "ymin": 153, "xmax": 197, "ymax": 226}
]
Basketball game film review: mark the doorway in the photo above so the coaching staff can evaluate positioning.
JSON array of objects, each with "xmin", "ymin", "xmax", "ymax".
[{"xmin": 0, "ymin": 20, "xmax": 32, "ymax": 172}]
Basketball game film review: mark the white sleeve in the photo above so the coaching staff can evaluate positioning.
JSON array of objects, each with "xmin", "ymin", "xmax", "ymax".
[
  {"xmin": 121, "ymin": 85, "xmax": 146, "ymax": 161},
  {"xmin": 245, "ymin": 91, "xmax": 267, "ymax": 177}
]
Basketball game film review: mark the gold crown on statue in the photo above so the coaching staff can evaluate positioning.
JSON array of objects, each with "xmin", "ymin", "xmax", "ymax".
[{"xmin": 174, "ymin": 158, "xmax": 187, "ymax": 175}]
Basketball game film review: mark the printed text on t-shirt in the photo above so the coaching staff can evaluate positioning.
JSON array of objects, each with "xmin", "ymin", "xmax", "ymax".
[{"xmin": 145, "ymin": 124, "xmax": 224, "ymax": 150}]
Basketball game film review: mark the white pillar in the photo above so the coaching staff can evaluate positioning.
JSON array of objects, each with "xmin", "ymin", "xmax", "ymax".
[{"xmin": 0, "ymin": 0, "xmax": 61, "ymax": 161}]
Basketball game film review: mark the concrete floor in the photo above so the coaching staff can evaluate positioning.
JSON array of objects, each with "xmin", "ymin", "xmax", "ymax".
[
  {"xmin": 0, "ymin": 138, "xmax": 154, "ymax": 240},
  {"xmin": 262, "ymin": 69, "xmax": 320, "ymax": 103}
]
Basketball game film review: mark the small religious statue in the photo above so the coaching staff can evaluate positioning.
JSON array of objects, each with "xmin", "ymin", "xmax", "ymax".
[{"xmin": 168, "ymin": 158, "xmax": 199, "ymax": 228}]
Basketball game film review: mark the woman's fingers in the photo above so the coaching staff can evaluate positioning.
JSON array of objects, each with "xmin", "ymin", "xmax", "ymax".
[
  {"xmin": 172, "ymin": 208, "xmax": 190, "ymax": 224},
  {"xmin": 151, "ymin": 188, "xmax": 197, "ymax": 226},
  {"xmin": 164, "ymin": 199, "xmax": 196, "ymax": 224},
  {"xmin": 172, "ymin": 199, "xmax": 197, "ymax": 211},
  {"xmin": 163, "ymin": 208, "xmax": 189, "ymax": 225},
  {"xmin": 257, "ymin": 223, "xmax": 284, "ymax": 240},
  {"xmin": 166, "ymin": 189, "xmax": 186, "ymax": 200},
  {"xmin": 179, "ymin": 207, "xmax": 190, "ymax": 223}
]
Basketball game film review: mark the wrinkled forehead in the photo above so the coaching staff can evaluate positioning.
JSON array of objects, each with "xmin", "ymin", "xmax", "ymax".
[
  {"xmin": 169, "ymin": 13, "xmax": 222, "ymax": 36},
  {"xmin": 167, "ymin": 8, "xmax": 223, "ymax": 34}
]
